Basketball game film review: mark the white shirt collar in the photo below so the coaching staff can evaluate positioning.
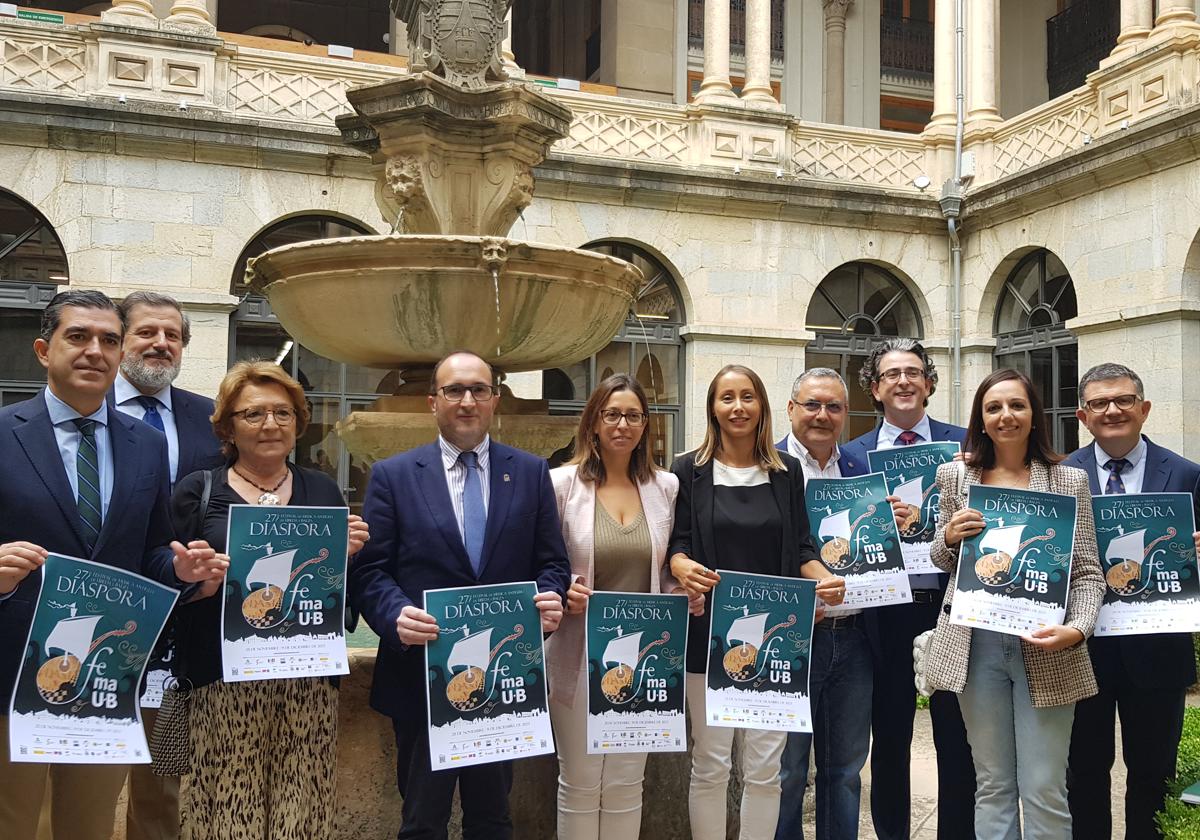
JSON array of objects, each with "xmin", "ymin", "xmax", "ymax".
[
  {"xmin": 44, "ymin": 387, "xmax": 107, "ymax": 426},
  {"xmin": 786, "ymin": 432, "xmax": 840, "ymax": 471},
  {"xmin": 439, "ymin": 434, "xmax": 490, "ymax": 469},
  {"xmin": 114, "ymin": 371, "xmax": 173, "ymax": 412},
  {"xmin": 1094, "ymin": 436, "xmax": 1146, "ymax": 469},
  {"xmin": 880, "ymin": 414, "xmax": 932, "ymax": 446}
]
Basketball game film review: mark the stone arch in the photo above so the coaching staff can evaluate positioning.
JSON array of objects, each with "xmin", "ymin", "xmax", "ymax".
[
  {"xmin": 229, "ymin": 211, "xmax": 376, "ymax": 296},
  {"xmin": 805, "ymin": 259, "xmax": 928, "ymax": 340},
  {"xmin": 1183, "ymin": 227, "xmax": 1200, "ymax": 305},
  {"xmin": 0, "ymin": 187, "xmax": 70, "ymax": 285},
  {"xmin": 582, "ymin": 236, "xmax": 691, "ymax": 326},
  {"xmin": 976, "ymin": 246, "xmax": 1077, "ymax": 338}
]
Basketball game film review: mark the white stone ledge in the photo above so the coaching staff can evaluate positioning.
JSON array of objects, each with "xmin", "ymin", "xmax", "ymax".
[{"xmin": 1066, "ymin": 300, "xmax": 1200, "ymax": 335}]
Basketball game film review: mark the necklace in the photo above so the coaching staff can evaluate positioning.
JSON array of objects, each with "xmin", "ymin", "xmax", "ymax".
[{"xmin": 232, "ymin": 465, "xmax": 289, "ymax": 506}]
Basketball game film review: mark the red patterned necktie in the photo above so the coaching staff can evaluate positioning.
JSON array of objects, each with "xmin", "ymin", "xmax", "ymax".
[
  {"xmin": 1104, "ymin": 458, "xmax": 1129, "ymax": 495},
  {"xmin": 896, "ymin": 430, "xmax": 921, "ymax": 446}
]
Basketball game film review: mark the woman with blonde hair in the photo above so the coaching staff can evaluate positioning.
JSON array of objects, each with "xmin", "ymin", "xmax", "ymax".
[
  {"xmin": 170, "ymin": 361, "xmax": 369, "ymax": 839},
  {"xmin": 546, "ymin": 373, "xmax": 700, "ymax": 839},
  {"xmin": 669, "ymin": 364, "xmax": 844, "ymax": 840},
  {"xmin": 925, "ymin": 368, "xmax": 1103, "ymax": 839}
]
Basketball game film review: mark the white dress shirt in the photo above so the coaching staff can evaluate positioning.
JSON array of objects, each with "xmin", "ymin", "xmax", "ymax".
[
  {"xmin": 45, "ymin": 388, "xmax": 114, "ymax": 521},
  {"xmin": 786, "ymin": 434, "xmax": 861, "ymax": 616},
  {"xmin": 1094, "ymin": 437, "xmax": 1148, "ymax": 495},
  {"xmin": 438, "ymin": 434, "xmax": 491, "ymax": 543},
  {"xmin": 113, "ymin": 372, "xmax": 179, "ymax": 483}
]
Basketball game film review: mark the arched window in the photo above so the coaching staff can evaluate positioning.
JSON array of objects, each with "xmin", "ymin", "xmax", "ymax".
[
  {"xmin": 230, "ymin": 215, "xmax": 384, "ymax": 510},
  {"xmin": 541, "ymin": 241, "xmax": 686, "ymax": 468},
  {"xmin": 993, "ymin": 249, "xmax": 1079, "ymax": 453},
  {"xmin": 0, "ymin": 190, "xmax": 67, "ymax": 406},
  {"xmin": 804, "ymin": 261, "xmax": 924, "ymax": 441}
]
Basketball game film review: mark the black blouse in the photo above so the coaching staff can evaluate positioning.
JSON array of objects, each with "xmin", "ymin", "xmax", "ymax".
[{"xmin": 169, "ymin": 464, "xmax": 347, "ymax": 689}]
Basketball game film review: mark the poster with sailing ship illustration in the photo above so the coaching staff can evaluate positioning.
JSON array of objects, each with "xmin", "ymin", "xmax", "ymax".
[
  {"xmin": 585, "ymin": 591, "xmax": 688, "ymax": 754},
  {"xmin": 221, "ymin": 505, "xmax": 350, "ymax": 682},
  {"xmin": 1093, "ymin": 492, "xmax": 1200, "ymax": 636},
  {"xmin": 425, "ymin": 582, "xmax": 554, "ymax": 769},
  {"xmin": 704, "ymin": 571, "xmax": 817, "ymax": 733},
  {"xmin": 9, "ymin": 554, "xmax": 178, "ymax": 764},
  {"xmin": 951, "ymin": 486, "xmax": 1076, "ymax": 635},
  {"xmin": 868, "ymin": 442, "xmax": 961, "ymax": 575},
  {"xmin": 805, "ymin": 473, "xmax": 913, "ymax": 610}
]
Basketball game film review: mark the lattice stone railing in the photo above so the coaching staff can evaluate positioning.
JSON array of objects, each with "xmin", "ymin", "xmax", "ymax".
[
  {"xmin": 554, "ymin": 94, "xmax": 692, "ymax": 165},
  {"xmin": 791, "ymin": 124, "xmax": 928, "ymax": 189},
  {"xmin": 0, "ymin": 28, "xmax": 86, "ymax": 95},
  {"xmin": 991, "ymin": 90, "xmax": 1099, "ymax": 180},
  {"xmin": 227, "ymin": 47, "xmax": 397, "ymax": 124}
]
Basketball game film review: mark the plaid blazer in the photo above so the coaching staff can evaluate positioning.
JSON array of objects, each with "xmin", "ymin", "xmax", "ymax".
[{"xmin": 924, "ymin": 459, "xmax": 1105, "ymax": 707}]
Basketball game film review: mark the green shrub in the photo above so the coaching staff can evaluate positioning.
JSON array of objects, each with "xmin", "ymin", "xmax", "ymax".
[{"xmin": 1156, "ymin": 707, "xmax": 1200, "ymax": 838}]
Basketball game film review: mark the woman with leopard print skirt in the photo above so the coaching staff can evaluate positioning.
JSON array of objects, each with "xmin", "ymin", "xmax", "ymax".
[{"xmin": 170, "ymin": 362, "xmax": 369, "ymax": 840}]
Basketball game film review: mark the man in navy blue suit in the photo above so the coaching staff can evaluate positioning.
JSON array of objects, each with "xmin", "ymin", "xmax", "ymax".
[
  {"xmin": 838, "ymin": 338, "xmax": 975, "ymax": 840},
  {"xmin": 111, "ymin": 291, "xmax": 224, "ymax": 840},
  {"xmin": 0, "ymin": 290, "xmax": 225, "ymax": 840},
  {"xmin": 350, "ymin": 350, "xmax": 570, "ymax": 840},
  {"xmin": 1065, "ymin": 362, "xmax": 1200, "ymax": 840}
]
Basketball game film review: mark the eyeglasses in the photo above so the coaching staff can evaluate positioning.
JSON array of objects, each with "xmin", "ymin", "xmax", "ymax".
[
  {"xmin": 877, "ymin": 367, "xmax": 928, "ymax": 384},
  {"xmin": 797, "ymin": 400, "xmax": 845, "ymax": 415},
  {"xmin": 232, "ymin": 408, "xmax": 296, "ymax": 426},
  {"xmin": 1082, "ymin": 394, "xmax": 1140, "ymax": 414},
  {"xmin": 437, "ymin": 384, "xmax": 500, "ymax": 402},
  {"xmin": 600, "ymin": 409, "xmax": 647, "ymax": 427}
]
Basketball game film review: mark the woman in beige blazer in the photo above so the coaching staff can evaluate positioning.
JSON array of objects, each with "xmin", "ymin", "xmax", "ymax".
[
  {"xmin": 925, "ymin": 368, "xmax": 1104, "ymax": 840},
  {"xmin": 546, "ymin": 374, "xmax": 698, "ymax": 840}
]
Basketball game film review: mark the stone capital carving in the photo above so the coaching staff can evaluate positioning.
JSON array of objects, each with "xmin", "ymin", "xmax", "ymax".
[{"xmin": 822, "ymin": 0, "xmax": 854, "ymax": 24}]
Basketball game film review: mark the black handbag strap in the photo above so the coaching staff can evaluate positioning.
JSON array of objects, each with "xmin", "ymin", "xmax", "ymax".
[{"xmin": 199, "ymin": 468, "xmax": 213, "ymax": 521}]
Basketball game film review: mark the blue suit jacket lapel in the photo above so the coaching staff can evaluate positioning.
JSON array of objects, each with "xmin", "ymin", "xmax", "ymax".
[
  {"xmin": 414, "ymin": 449, "xmax": 474, "ymax": 576},
  {"xmin": 1141, "ymin": 438, "xmax": 1172, "ymax": 494},
  {"xmin": 1074, "ymin": 444, "xmax": 1102, "ymax": 495},
  {"xmin": 93, "ymin": 412, "xmax": 139, "ymax": 557},
  {"xmin": 480, "ymin": 446, "xmax": 515, "ymax": 577},
  {"xmin": 13, "ymin": 394, "xmax": 91, "ymax": 555}
]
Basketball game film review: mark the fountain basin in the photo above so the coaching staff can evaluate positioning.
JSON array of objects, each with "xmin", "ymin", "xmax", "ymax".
[{"xmin": 250, "ymin": 234, "xmax": 641, "ymax": 371}]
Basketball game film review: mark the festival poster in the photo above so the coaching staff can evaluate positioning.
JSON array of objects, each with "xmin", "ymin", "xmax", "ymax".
[
  {"xmin": 950, "ymin": 486, "xmax": 1076, "ymax": 636},
  {"xmin": 424, "ymin": 582, "xmax": 554, "ymax": 769},
  {"xmin": 704, "ymin": 571, "xmax": 817, "ymax": 733},
  {"xmin": 585, "ymin": 591, "xmax": 688, "ymax": 754},
  {"xmin": 9, "ymin": 554, "xmax": 178, "ymax": 764},
  {"xmin": 867, "ymin": 442, "xmax": 962, "ymax": 575},
  {"xmin": 805, "ymin": 473, "xmax": 914, "ymax": 609},
  {"xmin": 221, "ymin": 505, "xmax": 350, "ymax": 682},
  {"xmin": 1093, "ymin": 492, "xmax": 1200, "ymax": 636},
  {"xmin": 137, "ymin": 633, "xmax": 173, "ymax": 709}
]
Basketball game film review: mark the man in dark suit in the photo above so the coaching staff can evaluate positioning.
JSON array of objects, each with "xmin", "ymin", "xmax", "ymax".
[
  {"xmin": 111, "ymin": 291, "xmax": 224, "ymax": 840},
  {"xmin": 1065, "ymin": 362, "xmax": 1200, "ymax": 840},
  {"xmin": 349, "ymin": 350, "xmax": 570, "ymax": 840},
  {"xmin": 838, "ymin": 338, "xmax": 975, "ymax": 840},
  {"xmin": 0, "ymin": 290, "xmax": 224, "ymax": 840}
]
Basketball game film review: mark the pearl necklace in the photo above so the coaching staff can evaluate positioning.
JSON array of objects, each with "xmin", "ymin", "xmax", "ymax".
[{"xmin": 232, "ymin": 465, "xmax": 289, "ymax": 506}]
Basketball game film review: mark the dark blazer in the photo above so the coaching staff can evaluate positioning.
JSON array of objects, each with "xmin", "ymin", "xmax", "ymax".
[
  {"xmin": 669, "ymin": 449, "xmax": 821, "ymax": 672},
  {"xmin": 1063, "ymin": 436, "xmax": 1200, "ymax": 690},
  {"xmin": 348, "ymin": 440, "xmax": 571, "ymax": 719},
  {"xmin": 838, "ymin": 416, "xmax": 967, "ymax": 478},
  {"xmin": 107, "ymin": 385, "xmax": 223, "ymax": 482},
  {"xmin": 0, "ymin": 391, "xmax": 181, "ymax": 706}
]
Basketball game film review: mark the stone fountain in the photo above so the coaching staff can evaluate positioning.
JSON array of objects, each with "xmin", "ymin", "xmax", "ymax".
[{"xmin": 246, "ymin": 0, "xmax": 641, "ymax": 463}]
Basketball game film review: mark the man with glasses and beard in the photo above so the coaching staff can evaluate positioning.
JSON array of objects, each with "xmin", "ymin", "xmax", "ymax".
[
  {"xmin": 1065, "ymin": 363, "xmax": 1200, "ymax": 840},
  {"xmin": 110, "ymin": 291, "xmax": 223, "ymax": 840}
]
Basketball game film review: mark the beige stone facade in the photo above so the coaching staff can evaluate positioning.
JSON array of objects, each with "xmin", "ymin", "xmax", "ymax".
[{"xmin": 1, "ymin": 2, "xmax": 1199, "ymax": 467}]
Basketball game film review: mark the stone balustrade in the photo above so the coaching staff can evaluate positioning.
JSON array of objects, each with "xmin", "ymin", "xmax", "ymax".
[{"xmin": 0, "ymin": 12, "xmax": 1198, "ymax": 197}]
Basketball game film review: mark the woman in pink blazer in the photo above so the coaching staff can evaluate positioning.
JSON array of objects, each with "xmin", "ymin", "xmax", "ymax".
[{"xmin": 546, "ymin": 374, "xmax": 699, "ymax": 840}]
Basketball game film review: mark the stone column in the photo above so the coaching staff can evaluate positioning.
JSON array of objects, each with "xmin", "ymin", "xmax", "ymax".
[
  {"xmin": 695, "ymin": 0, "xmax": 736, "ymax": 103},
  {"xmin": 101, "ymin": 0, "xmax": 157, "ymax": 25},
  {"xmin": 1113, "ymin": 0, "xmax": 1153, "ymax": 51},
  {"xmin": 822, "ymin": 0, "xmax": 853, "ymax": 123},
  {"xmin": 165, "ymin": 0, "xmax": 215, "ymax": 29},
  {"xmin": 929, "ymin": 0, "xmax": 956, "ymax": 127},
  {"xmin": 1156, "ymin": 0, "xmax": 1198, "ymax": 27},
  {"xmin": 741, "ymin": 0, "xmax": 780, "ymax": 108},
  {"xmin": 501, "ymin": 7, "xmax": 524, "ymax": 79},
  {"xmin": 966, "ymin": 0, "xmax": 1000, "ymax": 123}
]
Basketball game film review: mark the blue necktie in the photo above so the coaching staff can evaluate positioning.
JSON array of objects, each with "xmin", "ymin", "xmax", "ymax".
[
  {"xmin": 137, "ymin": 396, "xmax": 165, "ymax": 433},
  {"xmin": 1105, "ymin": 458, "xmax": 1130, "ymax": 495},
  {"xmin": 459, "ymin": 450, "xmax": 486, "ymax": 575},
  {"xmin": 73, "ymin": 418, "xmax": 103, "ymax": 551}
]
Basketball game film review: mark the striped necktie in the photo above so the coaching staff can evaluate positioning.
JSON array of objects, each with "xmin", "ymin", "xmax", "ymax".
[
  {"xmin": 73, "ymin": 418, "xmax": 103, "ymax": 551},
  {"xmin": 1104, "ymin": 458, "xmax": 1130, "ymax": 495},
  {"xmin": 137, "ymin": 395, "xmax": 165, "ymax": 433}
]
